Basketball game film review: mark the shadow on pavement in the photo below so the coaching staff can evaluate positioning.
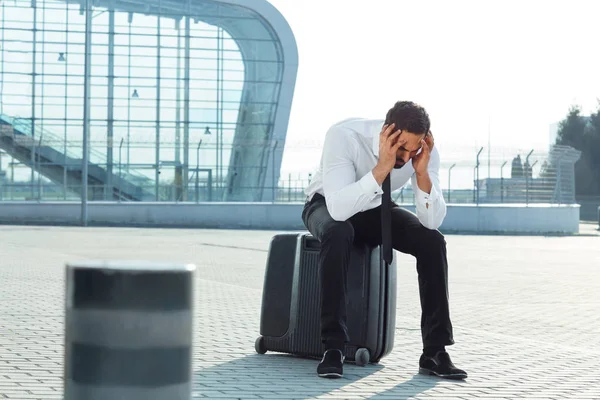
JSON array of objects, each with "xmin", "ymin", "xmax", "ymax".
[
  {"xmin": 368, "ymin": 373, "xmax": 440, "ymax": 399},
  {"xmin": 195, "ymin": 353, "xmax": 440, "ymax": 399},
  {"xmin": 195, "ymin": 352, "xmax": 383, "ymax": 398}
]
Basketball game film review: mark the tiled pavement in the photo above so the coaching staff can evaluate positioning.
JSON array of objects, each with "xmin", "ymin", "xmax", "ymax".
[{"xmin": 1, "ymin": 225, "xmax": 599, "ymax": 400}]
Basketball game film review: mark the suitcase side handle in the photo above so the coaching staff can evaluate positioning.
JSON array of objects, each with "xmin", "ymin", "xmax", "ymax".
[{"xmin": 302, "ymin": 234, "xmax": 321, "ymax": 251}]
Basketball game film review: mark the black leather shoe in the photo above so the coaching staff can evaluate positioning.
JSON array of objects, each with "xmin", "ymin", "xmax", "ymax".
[
  {"xmin": 317, "ymin": 349, "xmax": 344, "ymax": 378},
  {"xmin": 419, "ymin": 350, "xmax": 468, "ymax": 380}
]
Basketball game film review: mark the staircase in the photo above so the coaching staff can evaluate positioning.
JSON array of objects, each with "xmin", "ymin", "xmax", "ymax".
[{"xmin": 0, "ymin": 113, "xmax": 154, "ymax": 201}]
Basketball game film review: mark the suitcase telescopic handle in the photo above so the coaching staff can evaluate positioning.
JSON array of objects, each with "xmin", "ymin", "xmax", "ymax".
[{"xmin": 381, "ymin": 173, "xmax": 393, "ymax": 265}]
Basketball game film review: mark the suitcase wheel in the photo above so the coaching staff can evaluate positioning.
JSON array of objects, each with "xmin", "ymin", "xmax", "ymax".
[
  {"xmin": 355, "ymin": 348, "xmax": 370, "ymax": 367},
  {"xmin": 255, "ymin": 336, "xmax": 267, "ymax": 354}
]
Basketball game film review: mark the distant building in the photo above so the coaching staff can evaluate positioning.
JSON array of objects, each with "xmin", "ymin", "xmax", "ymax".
[
  {"xmin": 476, "ymin": 145, "xmax": 581, "ymax": 204},
  {"xmin": 0, "ymin": 0, "xmax": 298, "ymax": 202}
]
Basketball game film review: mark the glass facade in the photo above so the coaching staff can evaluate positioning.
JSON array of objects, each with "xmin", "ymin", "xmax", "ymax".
[{"xmin": 0, "ymin": 0, "xmax": 297, "ymax": 202}]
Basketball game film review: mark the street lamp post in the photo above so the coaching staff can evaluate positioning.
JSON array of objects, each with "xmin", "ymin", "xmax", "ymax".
[
  {"xmin": 118, "ymin": 138, "xmax": 123, "ymax": 201},
  {"xmin": 500, "ymin": 160, "xmax": 508, "ymax": 203},
  {"xmin": 196, "ymin": 139, "xmax": 202, "ymax": 203},
  {"xmin": 525, "ymin": 149, "xmax": 534, "ymax": 205},
  {"xmin": 448, "ymin": 163, "xmax": 456, "ymax": 203},
  {"xmin": 474, "ymin": 147, "xmax": 483, "ymax": 204},
  {"xmin": 37, "ymin": 133, "xmax": 43, "ymax": 201},
  {"xmin": 529, "ymin": 160, "xmax": 538, "ymax": 202},
  {"xmin": 81, "ymin": 0, "xmax": 92, "ymax": 226}
]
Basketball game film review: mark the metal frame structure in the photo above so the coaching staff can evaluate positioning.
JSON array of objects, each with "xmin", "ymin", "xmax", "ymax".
[{"xmin": 0, "ymin": 0, "xmax": 298, "ymax": 222}]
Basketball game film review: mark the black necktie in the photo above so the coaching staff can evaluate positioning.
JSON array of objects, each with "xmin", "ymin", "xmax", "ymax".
[{"xmin": 381, "ymin": 173, "xmax": 392, "ymax": 265}]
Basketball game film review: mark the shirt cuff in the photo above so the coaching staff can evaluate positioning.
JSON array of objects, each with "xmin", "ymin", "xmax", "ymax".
[
  {"xmin": 414, "ymin": 182, "xmax": 440, "ymax": 207},
  {"xmin": 359, "ymin": 171, "xmax": 384, "ymax": 196}
]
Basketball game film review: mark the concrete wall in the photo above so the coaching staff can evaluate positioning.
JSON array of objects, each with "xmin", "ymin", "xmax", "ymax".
[
  {"xmin": 439, "ymin": 204, "xmax": 580, "ymax": 234},
  {"xmin": 0, "ymin": 201, "xmax": 580, "ymax": 234}
]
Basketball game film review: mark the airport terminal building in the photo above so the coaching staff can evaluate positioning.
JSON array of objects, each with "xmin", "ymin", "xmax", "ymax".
[
  {"xmin": 0, "ymin": 0, "xmax": 298, "ymax": 202},
  {"xmin": 0, "ymin": 0, "xmax": 586, "ymax": 233}
]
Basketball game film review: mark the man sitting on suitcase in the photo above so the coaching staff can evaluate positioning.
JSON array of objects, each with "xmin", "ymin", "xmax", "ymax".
[{"xmin": 302, "ymin": 101, "xmax": 467, "ymax": 380}]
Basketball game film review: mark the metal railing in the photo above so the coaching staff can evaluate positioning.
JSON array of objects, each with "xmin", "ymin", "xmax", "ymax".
[{"xmin": 0, "ymin": 113, "xmax": 155, "ymax": 190}]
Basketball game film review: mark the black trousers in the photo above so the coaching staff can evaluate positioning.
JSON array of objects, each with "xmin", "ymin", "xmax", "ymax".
[{"xmin": 301, "ymin": 193, "xmax": 454, "ymax": 350}]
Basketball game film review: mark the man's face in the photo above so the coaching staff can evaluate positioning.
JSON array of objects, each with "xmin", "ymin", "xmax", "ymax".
[{"xmin": 393, "ymin": 131, "xmax": 427, "ymax": 168}]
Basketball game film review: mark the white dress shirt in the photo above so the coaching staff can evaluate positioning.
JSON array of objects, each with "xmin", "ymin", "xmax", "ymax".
[{"xmin": 304, "ymin": 118, "xmax": 447, "ymax": 230}]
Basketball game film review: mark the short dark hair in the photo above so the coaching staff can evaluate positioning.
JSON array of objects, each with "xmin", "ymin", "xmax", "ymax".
[{"xmin": 384, "ymin": 101, "xmax": 430, "ymax": 135}]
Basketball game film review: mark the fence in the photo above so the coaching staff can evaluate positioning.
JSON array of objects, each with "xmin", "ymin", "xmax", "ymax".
[
  {"xmin": 261, "ymin": 144, "xmax": 582, "ymax": 205},
  {"xmin": 0, "ymin": 143, "xmax": 581, "ymax": 204}
]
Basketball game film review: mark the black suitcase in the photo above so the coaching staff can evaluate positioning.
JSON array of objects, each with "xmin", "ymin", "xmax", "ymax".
[{"xmin": 254, "ymin": 232, "xmax": 397, "ymax": 366}]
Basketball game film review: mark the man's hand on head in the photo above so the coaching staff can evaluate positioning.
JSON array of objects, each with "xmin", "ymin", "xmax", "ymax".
[
  {"xmin": 412, "ymin": 131, "xmax": 434, "ymax": 200},
  {"xmin": 425, "ymin": 130, "xmax": 434, "ymax": 150},
  {"xmin": 411, "ymin": 131, "xmax": 434, "ymax": 176}
]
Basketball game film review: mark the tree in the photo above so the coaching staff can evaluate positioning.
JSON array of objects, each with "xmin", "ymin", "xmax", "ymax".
[
  {"xmin": 554, "ymin": 103, "xmax": 600, "ymax": 196},
  {"xmin": 587, "ymin": 101, "xmax": 600, "ymax": 188},
  {"xmin": 556, "ymin": 105, "xmax": 587, "ymax": 146}
]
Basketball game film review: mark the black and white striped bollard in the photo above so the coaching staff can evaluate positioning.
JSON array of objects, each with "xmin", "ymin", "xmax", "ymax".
[{"xmin": 64, "ymin": 261, "xmax": 196, "ymax": 400}]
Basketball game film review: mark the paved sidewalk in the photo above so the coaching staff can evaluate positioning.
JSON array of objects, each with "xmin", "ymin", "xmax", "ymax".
[{"xmin": 1, "ymin": 226, "xmax": 599, "ymax": 399}]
